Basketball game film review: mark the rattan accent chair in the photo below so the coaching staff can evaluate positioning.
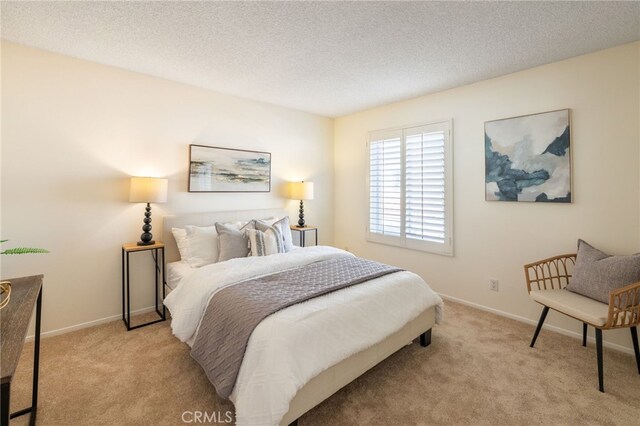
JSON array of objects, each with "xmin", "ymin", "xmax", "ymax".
[{"xmin": 524, "ymin": 254, "xmax": 640, "ymax": 392}]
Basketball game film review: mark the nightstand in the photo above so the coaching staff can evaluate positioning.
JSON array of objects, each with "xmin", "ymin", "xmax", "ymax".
[
  {"xmin": 290, "ymin": 226, "xmax": 318, "ymax": 247},
  {"xmin": 121, "ymin": 242, "xmax": 166, "ymax": 330}
]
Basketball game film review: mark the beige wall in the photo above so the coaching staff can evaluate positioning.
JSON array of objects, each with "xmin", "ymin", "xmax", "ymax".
[
  {"xmin": 2, "ymin": 40, "xmax": 639, "ymax": 351},
  {"xmin": 1, "ymin": 42, "xmax": 334, "ymax": 334},
  {"xmin": 334, "ymin": 42, "xmax": 640, "ymax": 351}
]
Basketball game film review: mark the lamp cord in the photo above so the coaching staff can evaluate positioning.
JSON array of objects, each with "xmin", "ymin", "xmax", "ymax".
[{"xmin": 151, "ymin": 251, "xmax": 167, "ymax": 286}]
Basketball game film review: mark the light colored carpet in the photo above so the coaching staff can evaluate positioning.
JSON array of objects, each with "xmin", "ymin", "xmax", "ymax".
[{"xmin": 9, "ymin": 301, "xmax": 640, "ymax": 425}]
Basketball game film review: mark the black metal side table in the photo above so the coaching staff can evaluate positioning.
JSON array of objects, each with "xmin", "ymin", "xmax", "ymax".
[
  {"xmin": 289, "ymin": 225, "xmax": 318, "ymax": 247},
  {"xmin": 121, "ymin": 242, "xmax": 166, "ymax": 330},
  {"xmin": 1, "ymin": 275, "xmax": 43, "ymax": 426}
]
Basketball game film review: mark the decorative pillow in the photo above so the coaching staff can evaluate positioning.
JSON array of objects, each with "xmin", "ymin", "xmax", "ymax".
[
  {"xmin": 260, "ymin": 217, "xmax": 278, "ymax": 225},
  {"xmin": 256, "ymin": 216, "xmax": 294, "ymax": 252},
  {"xmin": 247, "ymin": 227, "xmax": 285, "ymax": 257},
  {"xmin": 566, "ymin": 239, "xmax": 640, "ymax": 303},
  {"xmin": 215, "ymin": 221, "xmax": 255, "ymax": 262},
  {"xmin": 273, "ymin": 216, "xmax": 294, "ymax": 252},
  {"xmin": 256, "ymin": 221, "xmax": 286, "ymax": 253},
  {"xmin": 171, "ymin": 227, "xmax": 189, "ymax": 261},
  {"xmin": 184, "ymin": 225, "xmax": 219, "ymax": 268}
]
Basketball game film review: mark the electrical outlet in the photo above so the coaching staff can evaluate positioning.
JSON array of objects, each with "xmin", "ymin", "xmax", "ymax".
[{"xmin": 489, "ymin": 279, "xmax": 499, "ymax": 292}]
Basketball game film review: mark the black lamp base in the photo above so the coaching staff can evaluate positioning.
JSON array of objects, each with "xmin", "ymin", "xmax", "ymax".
[
  {"xmin": 137, "ymin": 203, "xmax": 155, "ymax": 246},
  {"xmin": 298, "ymin": 200, "xmax": 306, "ymax": 227}
]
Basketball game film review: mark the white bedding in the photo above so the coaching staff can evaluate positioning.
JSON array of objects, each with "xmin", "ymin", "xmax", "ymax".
[
  {"xmin": 166, "ymin": 261, "xmax": 194, "ymax": 290},
  {"xmin": 164, "ymin": 246, "xmax": 443, "ymax": 426}
]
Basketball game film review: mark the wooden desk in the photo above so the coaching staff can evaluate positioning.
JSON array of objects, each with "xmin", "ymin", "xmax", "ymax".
[{"xmin": 1, "ymin": 275, "xmax": 43, "ymax": 426}]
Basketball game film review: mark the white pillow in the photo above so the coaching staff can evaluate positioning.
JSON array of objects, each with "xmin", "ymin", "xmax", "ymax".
[
  {"xmin": 184, "ymin": 225, "xmax": 219, "ymax": 268},
  {"xmin": 256, "ymin": 216, "xmax": 294, "ymax": 252},
  {"xmin": 229, "ymin": 220, "xmax": 250, "ymax": 228},
  {"xmin": 261, "ymin": 217, "xmax": 278, "ymax": 225},
  {"xmin": 171, "ymin": 228, "xmax": 189, "ymax": 261},
  {"xmin": 247, "ymin": 228, "xmax": 284, "ymax": 257},
  {"xmin": 182, "ymin": 221, "xmax": 250, "ymax": 267},
  {"xmin": 274, "ymin": 216, "xmax": 294, "ymax": 252}
]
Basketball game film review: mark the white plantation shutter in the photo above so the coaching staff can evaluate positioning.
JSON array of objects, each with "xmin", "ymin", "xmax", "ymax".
[
  {"xmin": 367, "ymin": 121, "xmax": 453, "ymax": 256},
  {"xmin": 405, "ymin": 122, "xmax": 452, "ymax": 254},
  {"xmin": 368, "ymin": 130, "xmax": 403, "ymax": 244}
]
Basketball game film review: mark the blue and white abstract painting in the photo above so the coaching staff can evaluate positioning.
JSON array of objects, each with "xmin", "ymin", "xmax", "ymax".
[
  {"xmin": 189, "ymin": 145, "xmax": 271, "ymax": 192},
  {"xmin": 485, "ymin": 109, "xmax": 571, "ymax": 202}
]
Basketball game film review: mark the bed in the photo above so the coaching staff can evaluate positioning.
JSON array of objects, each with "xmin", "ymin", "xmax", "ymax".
[{"xmin": 161, "ymin": 209, "xmax": 443, "ymax": 426}]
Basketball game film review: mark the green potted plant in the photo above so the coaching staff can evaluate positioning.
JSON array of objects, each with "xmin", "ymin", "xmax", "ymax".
[{"xmin": 1, "ymin": 240, "xmax": 48, "ymax": 309}]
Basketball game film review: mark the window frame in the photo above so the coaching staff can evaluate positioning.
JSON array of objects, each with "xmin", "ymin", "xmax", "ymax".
[{"xmin": 366, "ymin": 120, "xmax": 454, "ymax": 256}]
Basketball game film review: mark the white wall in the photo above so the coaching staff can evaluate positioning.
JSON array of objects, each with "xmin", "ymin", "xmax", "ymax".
[
  {"xmin": 3, "ymin": 40, "xmax": 639, "ymax": 350},
  {"xmin": 1, "ymin": 42, "xmax": 334, "ymax": 334},
  {"xmin": 334, "ymin": 42, "xmax": 640, "ymax": 350}
]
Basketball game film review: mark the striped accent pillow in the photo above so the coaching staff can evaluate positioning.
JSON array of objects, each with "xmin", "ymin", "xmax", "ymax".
[
  {"xmin": 256, "ymin": 217, "xmax": 294, "ymax": 252},
  {"xmin": 247, "ymin": 227, "xmax": 285, "ymax": 257},
  {"xmin": 255, "ymin": 217, "xmax": 293, "ymax": 253}
]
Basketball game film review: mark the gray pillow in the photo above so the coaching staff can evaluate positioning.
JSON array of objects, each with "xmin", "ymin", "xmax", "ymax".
[
  {"xmin": 566, "ymin": 239, "xmax": 640, "ymax": 303},
  {"xmin": 215, "ymin": 221, "xmax": 255, "ymax": 262}
]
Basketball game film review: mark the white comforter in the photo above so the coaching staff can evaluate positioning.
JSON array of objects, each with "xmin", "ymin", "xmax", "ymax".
[{"xmin": 164, "ymin": 246, "xmax": 443, "ymax": 426}]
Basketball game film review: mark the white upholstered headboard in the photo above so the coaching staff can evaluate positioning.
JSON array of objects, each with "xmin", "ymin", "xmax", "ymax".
[{"xmin": 161, "ymin": 208, "xmax": 289, "ymax": 263}]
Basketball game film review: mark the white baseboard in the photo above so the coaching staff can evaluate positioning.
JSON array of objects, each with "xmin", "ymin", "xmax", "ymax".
[
  {"xmin": 439, "ymin": 293, "xmax": 634, "ymax": 355},
  {"xmin": 26, "ymin": 295, "xmax": 635, "ymax": 356},
  {"xmin": 25, "ymin": 305, "xmax": 158, "ymax": 342}
]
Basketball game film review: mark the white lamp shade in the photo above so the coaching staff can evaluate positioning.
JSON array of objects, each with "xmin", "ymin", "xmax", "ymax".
[
  {"xmin": 290, "ymin": 181, "xmax": 314, "ymax": 200},
  {"xmin": 129, "ymin": 177, "xmax": 168, "ymax": 203}
]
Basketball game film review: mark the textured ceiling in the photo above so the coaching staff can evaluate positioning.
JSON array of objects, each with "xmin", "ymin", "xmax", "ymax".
[{"xmin": 1, "ymin": 1, "xmax": 639, "ymax": 117}]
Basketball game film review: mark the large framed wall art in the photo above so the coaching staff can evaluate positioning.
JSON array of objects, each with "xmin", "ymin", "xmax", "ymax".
[
  {"xmin": 188, "ymin": 144, "xmax": 271, "ymax": 193},
  {"xmin": 485, "ymin": 109, "xmax": 571, "ymax": 203}
]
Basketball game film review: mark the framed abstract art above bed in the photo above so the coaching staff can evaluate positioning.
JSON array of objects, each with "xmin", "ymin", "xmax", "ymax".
[
  {"xmin": 485, "ymin": 109, "xmax": 571, "ymax": 203},
  {"xmin": 188, "ymin": 144, "xmax": 271, "ymax": 193}
]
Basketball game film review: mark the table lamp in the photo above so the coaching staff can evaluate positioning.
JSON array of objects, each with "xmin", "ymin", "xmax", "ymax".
[
  {"xmin": 129, "ymin": 177, "xmax": 168, "ymax": 246},
  {"xmin": 290, "ymin": 181, "xmax": 314, "ymax": 227}
]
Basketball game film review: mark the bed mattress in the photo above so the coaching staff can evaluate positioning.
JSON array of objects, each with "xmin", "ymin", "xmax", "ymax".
[{"xmin": 164, "ymin": 246, "xmax": 443, "ymax": 425}]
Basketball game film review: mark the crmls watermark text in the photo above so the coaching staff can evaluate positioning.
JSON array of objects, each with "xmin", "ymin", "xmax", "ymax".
[{"xmin": 181, "ymin": 411, "xmax": 234, "ymax": 424}]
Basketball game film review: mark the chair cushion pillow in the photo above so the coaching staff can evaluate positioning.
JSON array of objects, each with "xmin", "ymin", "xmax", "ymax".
[
  {"xmin": 566, "ymin": 239, "xmax": 640, "ymax": 304},
  {"xmin": 529, "ymin": 289, "xmax": 609, "ymax": 327}
]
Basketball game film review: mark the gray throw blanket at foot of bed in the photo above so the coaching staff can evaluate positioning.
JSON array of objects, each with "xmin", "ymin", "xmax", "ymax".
[{"xmin": 191, "ymin": 256, "xmax": 402, "ymax": 399}]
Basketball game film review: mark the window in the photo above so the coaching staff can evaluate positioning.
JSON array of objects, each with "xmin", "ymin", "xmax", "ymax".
[{"xmin": 367, "ymin": 121, "xmax": 453, "ymax": 256}]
